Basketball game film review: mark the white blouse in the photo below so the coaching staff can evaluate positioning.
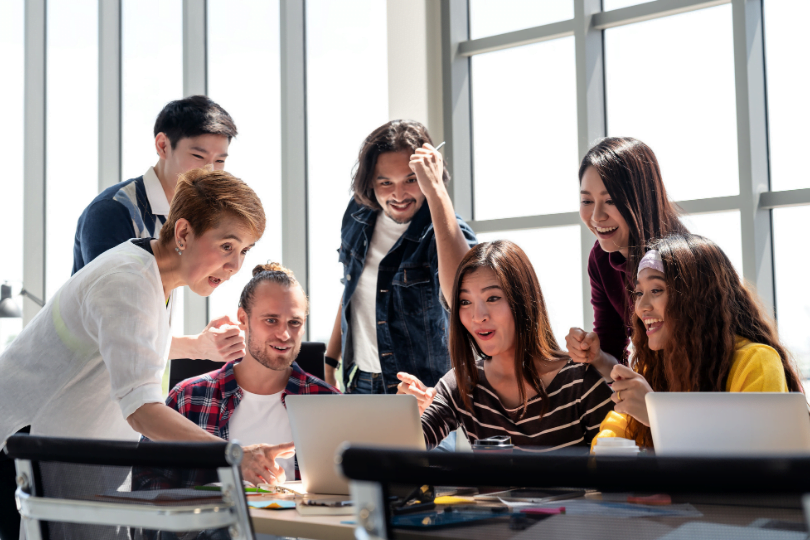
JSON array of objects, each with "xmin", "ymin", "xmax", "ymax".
[{"xmin": 0, "ymin": 240, "xmax": 175, "ymax": 445}]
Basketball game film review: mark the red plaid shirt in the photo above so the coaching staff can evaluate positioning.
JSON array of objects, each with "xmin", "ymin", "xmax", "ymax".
[{"xmin": 133, "ymin": 360, "xmax": 340, "ymax": 490}]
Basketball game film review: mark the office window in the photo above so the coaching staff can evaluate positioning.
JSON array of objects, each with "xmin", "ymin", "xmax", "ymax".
[
  {"xmin": 680, "ymin": 211, "xmax": 743, "ymax": 277},
  {"xmin": 121, "ymin": 0, "xmax": 183, "ymax": 181},
  {"xmin": 469, "ymin": 0, "xmax": 572, "ymax": 40},
  {"xmin": 605, "ymin": 5, "xmax": 739, "ymax": 202},
  {"xmin": 477, "ymin": 226, "xmax": 583, "ymax": 346},
  {"xmin": 764, "ymin": 0, "xmax": 810, "ymax": 192},
  {"xmin": 122, "ymin": 0, "xmax": 184, "ymax": 340},
  {"xmin": 207, "ymin": 0, "xmax": 282, "ymax": 322},
  {"xmin": 45, "ymin": 0, "xmax": 98, "ymax": 299},
  {"xmin": 773, "ymin": 207, "xmax": 810, "ymax": 376},
  {"xmin": 472, "ymin": 37, "xmax": 578, "ymax": 220},
  {"xmin": 0, "ymin": 0, "xmax": 24, "ymax": 352},
  {"xmin": 306, "ymin": 0, "xmax": 389, "ymax": 343}
]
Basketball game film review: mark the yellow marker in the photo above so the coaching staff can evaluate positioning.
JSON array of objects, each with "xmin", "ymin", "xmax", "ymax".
[{"xmin": 433, "ymin": 496, "xmax": 476, "ymax": 505}]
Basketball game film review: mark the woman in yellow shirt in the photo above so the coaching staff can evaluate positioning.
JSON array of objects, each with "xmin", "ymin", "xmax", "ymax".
[{"xmin": 595, "ymin": 233, "xmax": 803, "ymax": 449}]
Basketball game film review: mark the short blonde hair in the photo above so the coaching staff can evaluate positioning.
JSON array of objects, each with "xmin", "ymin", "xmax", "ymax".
[{"xmin": 159, "ymin": 168, "xmax": 266, "ymax": 246}]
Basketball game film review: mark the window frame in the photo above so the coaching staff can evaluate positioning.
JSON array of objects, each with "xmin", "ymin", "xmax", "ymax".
[{"xmin": 441, "ymin": 0, "xmax": 801, "ymax": 329}]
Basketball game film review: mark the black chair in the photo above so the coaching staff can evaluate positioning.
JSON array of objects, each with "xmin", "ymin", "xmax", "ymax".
[
  {"xmin": 6, "ymin": 434, "xmax": 253, "ymax": 540},
  {"xmin": 0, "ymin": 426, "xmax": 29, "ymax": 540},
  {"xmin": 169, "ymin": 341, "xmax": 326, "ymax": 391}
]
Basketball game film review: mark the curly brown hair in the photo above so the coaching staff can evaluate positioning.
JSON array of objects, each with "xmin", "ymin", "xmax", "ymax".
[
  {"xmin": 448, "ymin": 241, "xmax": 568, "ymax": 418},
  {"xmin": 626, "ymin": 234, "xmax": 804, "ymax": 447}
]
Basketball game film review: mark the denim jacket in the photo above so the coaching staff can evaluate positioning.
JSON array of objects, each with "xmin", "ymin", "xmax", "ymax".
[{"xmin": 338, "ymin": 199, "xmax": 477, "ymax": 393}]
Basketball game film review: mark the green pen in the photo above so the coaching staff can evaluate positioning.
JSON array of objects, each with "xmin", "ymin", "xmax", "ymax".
[{"xmin": 194, "ymin": 485, "xmax": 273, "ymax": 494}]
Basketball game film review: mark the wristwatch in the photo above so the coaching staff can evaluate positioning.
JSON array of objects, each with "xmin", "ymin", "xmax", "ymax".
[{"xmin": 325, "ymin": 356, "xmax": 340, "ymax": 369}]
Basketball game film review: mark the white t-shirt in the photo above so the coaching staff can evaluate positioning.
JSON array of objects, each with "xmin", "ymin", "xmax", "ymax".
[
  {"xmin": 0, "ymin": 240, "xmax": 175, "ymax": 446},
  {"xmin": 350, "ymin": 211, "xmax": 409, "ymax": 373},
  {"xmin": 228, "ymin": 389, "xmax": 295, "ymax": 481}
]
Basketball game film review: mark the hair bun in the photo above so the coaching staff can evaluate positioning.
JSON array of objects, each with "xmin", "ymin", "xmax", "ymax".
[{"xmin": 252, "ymin": 262, "xmax": 293, "ymax": 278}]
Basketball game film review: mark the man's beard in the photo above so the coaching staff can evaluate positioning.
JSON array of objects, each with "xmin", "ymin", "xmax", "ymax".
[
  {"xmin": 384, "ymin": 199, "xmax": 419, "ymax": 224},
  {"xmin": 247, "ymin": 323, "xmax": 301, "ymax": 371}
]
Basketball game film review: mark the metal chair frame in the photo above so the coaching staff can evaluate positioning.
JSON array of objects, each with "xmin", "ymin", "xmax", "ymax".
[{"xmin": 8, "ymin": 435, "xmax": 253, "ymax": 540}]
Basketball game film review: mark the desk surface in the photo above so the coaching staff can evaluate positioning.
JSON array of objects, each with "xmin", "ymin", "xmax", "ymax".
[
  {"xmin": 250, "ymin": 507, "xmax": 356, "ymax": 540},
  {"xmin": 251, "ymin": 494, "xmax": 806, "ymax": 540}
]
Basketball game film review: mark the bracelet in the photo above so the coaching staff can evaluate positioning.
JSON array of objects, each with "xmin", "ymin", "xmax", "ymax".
[{"xmin": 325, "ymin": 356, "xmax": 340, "ymax": 369}]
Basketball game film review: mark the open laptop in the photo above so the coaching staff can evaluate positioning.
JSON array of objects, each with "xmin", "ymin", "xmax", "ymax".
[
  {"xmin": 647, "ymin": 392, "xmax": 810, "ymax": 456},
  {"xmin": 286, "ymin": 395, "xmax": 426, "ymax": 495}
]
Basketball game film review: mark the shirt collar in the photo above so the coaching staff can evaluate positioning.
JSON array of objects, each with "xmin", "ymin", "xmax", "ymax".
[
  {"xmin": 284, "ymin": 362, "xmax": 315, "ymax": 394},
  {"xmin": 222, "ymin": 360, "xmax": 309, "ymax": 400},
  {"xmin": 143, "ymin": 166, "xmax": 171, "ymax": 216},
  {"xmin": 216, "ymin": 360, "xmax": 242, "ymax": 399}
]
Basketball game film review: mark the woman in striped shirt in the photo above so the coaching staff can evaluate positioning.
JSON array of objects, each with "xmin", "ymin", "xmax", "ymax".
[{"xmin": 397, "ymin": 240, "xmax": 614, "ymax": 452}]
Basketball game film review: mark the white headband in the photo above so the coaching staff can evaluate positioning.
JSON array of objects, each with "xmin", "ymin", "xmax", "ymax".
[{"xmin": 638, "ymin": 250, "xmax": 664, "ymax": 277}]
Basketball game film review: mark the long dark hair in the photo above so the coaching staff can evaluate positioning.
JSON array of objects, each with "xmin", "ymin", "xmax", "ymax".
[
  {"xmin": 627, "ymin": 234, "xmax": 804, "ymax": 447},
  {"xmin": 579, "ymin": 137, "xmax": 687, "ymax": 273},
  {"xmin": 351, "ymin": 120, "xmax": 449, "ymax": 210},
  {"xmin": 448, "ymin": 241, "xmax": 568, "ymax": 417}
]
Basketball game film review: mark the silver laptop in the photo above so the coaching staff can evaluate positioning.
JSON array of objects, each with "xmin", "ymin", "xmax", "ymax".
[
  {"xmin": 647, "ymin": 392, "xmax": 810, "ymax": 456},
  {"xmin": 286, "ymin": 395, "xmax": 426, "ymax": 495}
]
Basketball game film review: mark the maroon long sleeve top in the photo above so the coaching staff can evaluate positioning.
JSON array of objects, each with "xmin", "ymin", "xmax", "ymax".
[{"xmin": 587, "ymin": 241, "xmax": 631, "ymax": 364}]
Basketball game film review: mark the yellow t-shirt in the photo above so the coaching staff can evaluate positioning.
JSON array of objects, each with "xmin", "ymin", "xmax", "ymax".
[{"xmin": 591, "ymin": 338, "xmax": 790, "ymax": 450}]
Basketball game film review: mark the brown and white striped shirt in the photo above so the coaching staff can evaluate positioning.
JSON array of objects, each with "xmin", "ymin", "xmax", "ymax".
[{"xmin": 422, "ymin": 359, "xmax": 614, "ymax": 452}]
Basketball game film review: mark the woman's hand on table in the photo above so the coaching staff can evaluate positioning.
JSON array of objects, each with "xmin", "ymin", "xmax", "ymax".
[
  {"xmin": 396, "ymin": 372, "xmax": 437, "ymax": 416},
  {"xmin": 565, "ymin": 327, "xmax": 618, "ymax": 381},
  {"xmin": 610, "ymin": 364, "xmax": 653, "ymax": 427},
  {"xmin": 241, "ymin": 442, "xmax": 295, "ymax": 486}
]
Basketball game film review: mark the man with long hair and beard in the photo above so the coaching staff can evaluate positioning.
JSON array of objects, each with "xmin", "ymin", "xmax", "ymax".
[
  {"xmin": 134, "ymin": 263, "xmax": 339, "ymax": 490},
  {"xmin": 594, "ymin": 233, "xmax": 804, "ymax": 449}
]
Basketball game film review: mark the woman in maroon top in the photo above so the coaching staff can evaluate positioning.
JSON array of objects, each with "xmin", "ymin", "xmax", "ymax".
[{"xmin": 565, "ymin": 138, "xmax": 687, "ymax": 380}]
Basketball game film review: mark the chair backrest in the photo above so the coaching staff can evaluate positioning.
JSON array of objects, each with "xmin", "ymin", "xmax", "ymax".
[
  {"xmin": 169, "ymin": 341, "xmax": 327, "ymax": 391},
  {"xmin": 5, "ymin": 434, "xmax": 253, "ymax": 540},
  {"xmin": 293, "ymin": 342, "xmax": 326, "ymax": 381}
]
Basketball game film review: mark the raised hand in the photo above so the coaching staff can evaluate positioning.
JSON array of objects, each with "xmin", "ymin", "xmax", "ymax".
[
  {"xmin": 408, "ymin": 143, "xmax": 444, "ymax": 196},
  {"xmin": 396, "ymin": 372, "xmax": 437, "ymax": 416},
  {"xmin": 610, "ymin": 364, "xmax": 653, "ymax": 427},
  {"xmin": 197, "ymin": 315, "xmax": 246, "ymax": 362}
]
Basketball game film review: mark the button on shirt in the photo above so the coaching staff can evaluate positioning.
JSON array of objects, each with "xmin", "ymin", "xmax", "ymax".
[{"xmin": 350, "ymin": 211, "xmax": 409, "ymax": 374}]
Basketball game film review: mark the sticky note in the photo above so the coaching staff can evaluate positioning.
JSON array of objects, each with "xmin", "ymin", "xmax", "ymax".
[{"xmin": 248, "ymin": 499, "xmax": 297, "ymax": 510}]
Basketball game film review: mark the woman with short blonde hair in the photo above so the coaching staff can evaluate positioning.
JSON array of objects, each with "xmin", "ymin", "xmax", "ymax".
[{"xmin": 0, "ymin": 168, "xmax": 292, "ymax": 486}]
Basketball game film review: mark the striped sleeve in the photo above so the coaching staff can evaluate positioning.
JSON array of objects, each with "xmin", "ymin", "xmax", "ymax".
[
  {"xmin": 421, "ymin": 372, "xmax": 462, "ymax": 449},
  {"xmin": 576, "ymin": 365, "xmax": 615, "ymax": 446}
]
